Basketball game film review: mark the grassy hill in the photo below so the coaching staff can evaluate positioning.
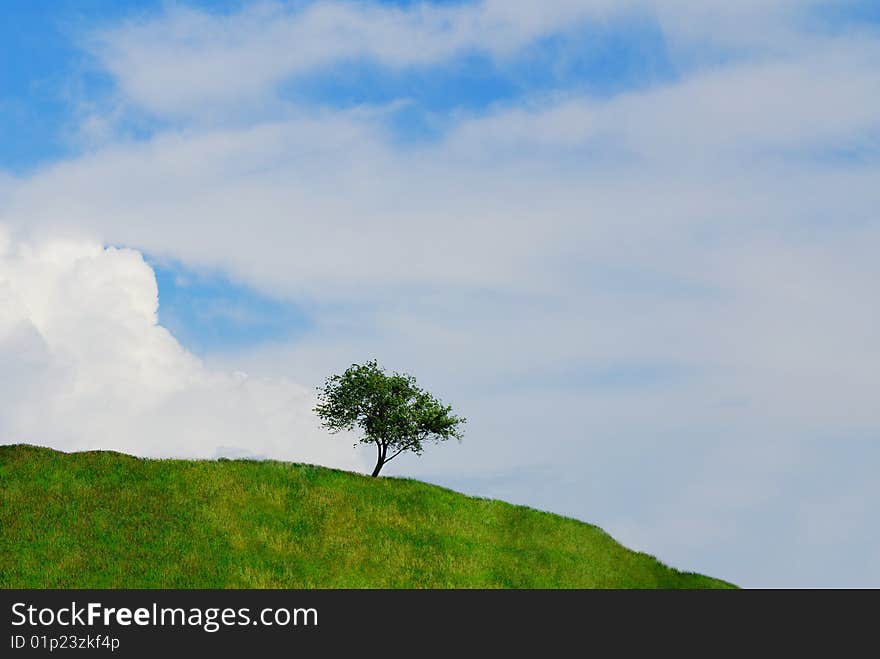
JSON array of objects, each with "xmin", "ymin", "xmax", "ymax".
[{"xmin": 0, "ymin": 444, "xmax": 734, "ymax": 588}]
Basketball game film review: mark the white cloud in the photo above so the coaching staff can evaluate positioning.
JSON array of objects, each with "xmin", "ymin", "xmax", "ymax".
[
  {"xmin": 446, "ymin": 39, "xmax": 880, "ymax": 160},
  {"xmin": 0, "ymin": 229, "xmax": 364, "ymax": 469},
  {"xmin": 82, "ymin": 0, "xmax": 841, "ymax": 122},
  {"xmin": 86, "ymin": 0, "xmax": 631, "ymax": 118}
]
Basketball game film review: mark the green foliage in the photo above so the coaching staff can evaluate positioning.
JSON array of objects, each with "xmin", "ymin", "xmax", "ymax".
[
  {"xmin": 0, "ymin": 445, "xmax": 735, "ymax": 588},
  {"xmin": 314, "ymin": 360, "xmax": 466, "ymax": 476}
]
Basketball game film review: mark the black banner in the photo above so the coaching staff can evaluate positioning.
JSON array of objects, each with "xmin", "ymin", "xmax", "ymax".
[{"xmin": 0, "ymin": 589, "xmax": 870, "ymax": 655}]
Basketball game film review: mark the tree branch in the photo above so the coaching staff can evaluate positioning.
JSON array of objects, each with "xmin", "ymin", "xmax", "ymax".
[{"xmin": 383, "ymin": 446, "xmax": 408, "ymax": 463}]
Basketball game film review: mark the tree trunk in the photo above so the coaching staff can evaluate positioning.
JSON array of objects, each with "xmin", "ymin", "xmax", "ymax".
[{"xmin": 371, "ymin": 442, "xmax": 387, "ymax": 477}]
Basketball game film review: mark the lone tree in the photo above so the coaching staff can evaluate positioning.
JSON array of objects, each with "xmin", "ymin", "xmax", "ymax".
[{"xmin": 314, "ymin": 360, "xmax": 465, "ymax": 477}]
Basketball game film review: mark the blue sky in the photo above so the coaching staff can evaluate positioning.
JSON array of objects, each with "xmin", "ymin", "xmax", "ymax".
[
  {"xmin": 3, "ymin": 0, "xmax": 676, "ymax": 172},
  {"xmin": 1, "ymin": 0, "xmax": 140, "ymax": 171},
  {"xmin": 9, "ymin": 0, "xmax": 872, "ymax": 174},
  {"xmin": 1, "ymin": 0, "xmax": 249, "ymax": 171},
  {"xmin": 4, "ymin": 0, "xmax": 677, "ymax": 359},
  {"xmin": 2, "ymin": 0, "xmax": 879, "ymax": 587},
  {"xmin": 149, "ymin": 257, "xmax": 310, "ymax": 354}
]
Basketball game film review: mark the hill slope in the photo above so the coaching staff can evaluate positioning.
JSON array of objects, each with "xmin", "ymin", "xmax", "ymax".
[{"xmin": 0, "ymin": 445, "xmax": 734, "ymax": 588}]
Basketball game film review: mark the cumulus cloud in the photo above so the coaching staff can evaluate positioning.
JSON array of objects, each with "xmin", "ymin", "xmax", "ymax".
[{"xmin": 0, "ymin": 229, "xmax": 363, "ymax": 469}]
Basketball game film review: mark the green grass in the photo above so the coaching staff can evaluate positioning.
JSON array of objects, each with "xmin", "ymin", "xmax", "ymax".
[{"xmin": 0, "ymin": 444, "xmax": 735, "ymax": 588}]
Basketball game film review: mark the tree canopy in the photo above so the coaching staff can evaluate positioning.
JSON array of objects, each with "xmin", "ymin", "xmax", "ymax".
[{"xmin": 314, "ymin": 360, "xmax": 465, "ymax": 477}]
